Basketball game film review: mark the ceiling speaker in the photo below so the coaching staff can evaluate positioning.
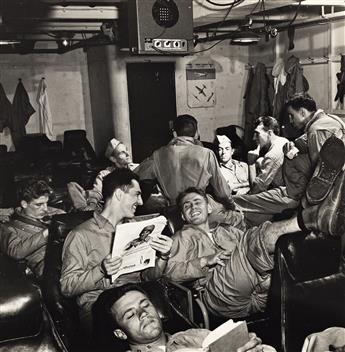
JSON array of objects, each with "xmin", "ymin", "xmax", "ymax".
[{"xmin": 121, "ymin": 0, "xmax": 193, "ymax": 55}]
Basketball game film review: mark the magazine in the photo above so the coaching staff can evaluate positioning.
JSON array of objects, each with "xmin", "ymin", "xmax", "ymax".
[{"xmin": 111, "ymin": 215, "xmax": 168, "ymax": 281}]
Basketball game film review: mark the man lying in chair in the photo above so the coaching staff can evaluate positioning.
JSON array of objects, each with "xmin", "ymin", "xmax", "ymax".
[
  {"xmin": 164, "ymin": 186, "xmax": 345, "ymax": 319},
  {"xmin": 0, "ymin": 177, "xmax": 64, "ymax": 279},
  {"xmin": 60, "ymin": 169, "xmax": 172, "ymax": 333},
  {"xmin": 94, "ymin": 283, "xmax": 270, "ymax": 352}
]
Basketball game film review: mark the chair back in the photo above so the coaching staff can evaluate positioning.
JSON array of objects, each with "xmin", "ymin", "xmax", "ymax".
[
  {"xmin": 63, "ymin": 129, "xmax": 96, "ymax": 161},
  {"xmin": 0, "ymin": 253, "xmax": 65, "ymax": 352},
  {"xmin": 41, "ymin": 211, "xmax": 93, "ymax": 350},
  {"xmin": 270, "ymin": 232, "xmax": 345, "ymax": 352}
]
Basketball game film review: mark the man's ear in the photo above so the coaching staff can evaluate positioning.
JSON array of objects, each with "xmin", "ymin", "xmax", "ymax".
[
  {"xmin": 114, "ymin": 188, "xmax": 123, "ymax": 201},
  {"xmin": 181, "ymin": 212, "xmax": 185, "ymax": 221},
  {"xmin": 300, "ymin": 107, "xmax": 308, "ymax": 117},
  {"xmin": 113, "ymin": 329, "xmax": 128, "ymax": 340},
  {"xmin": 21, "ymin": 200, "xmax": 28, "ymax": 209}
]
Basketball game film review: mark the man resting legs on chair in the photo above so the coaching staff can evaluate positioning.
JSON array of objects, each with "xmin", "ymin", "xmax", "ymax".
[{"xmin": 164, "ymin": 187, "xmax": 341, "ymax": 318}]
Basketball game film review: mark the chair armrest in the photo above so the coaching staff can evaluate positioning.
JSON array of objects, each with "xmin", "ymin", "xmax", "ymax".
[{"xmin": 0, "ymin": 254, "xmax": 43, "ymax": 343}]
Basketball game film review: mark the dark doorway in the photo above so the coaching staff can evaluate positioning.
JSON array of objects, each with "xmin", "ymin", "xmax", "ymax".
[{"xmin": 127, "ymin": 62, "xmax": 176, "ymax": 162}]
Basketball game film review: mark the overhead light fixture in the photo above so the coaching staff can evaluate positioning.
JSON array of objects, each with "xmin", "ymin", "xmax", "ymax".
[{"xmin": 230, "ymin": 30, "xmax": 261, "ymax": 45}]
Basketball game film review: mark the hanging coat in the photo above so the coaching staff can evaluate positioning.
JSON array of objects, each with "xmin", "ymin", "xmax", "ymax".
[
  {"xmin": 273, "ymin": 55, "xmax": 309, "ymax": 140},
  {"xmin": 0, "ymin": 83, "xmax": 14, "ymax": 133},
  {"xmin": 244, "ymin": 62, "xmax": 273, "ymax": 148},
  {"xmin": 37, "ymin": 78, "xmax": 53, "ymax": 140},
  {"xmin": 12, "ymin": 79, "xmax": 36, "ymax": 148},
  {"xmin": 334, "ymin": 54, "xmax": 345, "ymax": 104}
]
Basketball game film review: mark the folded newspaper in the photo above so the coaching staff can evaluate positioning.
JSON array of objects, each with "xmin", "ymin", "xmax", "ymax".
[{"xmin": 111, "ymin": 215, "xmax": 168, "ymax": 281}]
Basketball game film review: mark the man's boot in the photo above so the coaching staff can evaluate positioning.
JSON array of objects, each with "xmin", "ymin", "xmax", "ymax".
[
  {"xmin": 306, "ymin": 135, "xmax": 345, "ymax": 206},
  {"xmin": 301, "ymin": 171, "xmax": 345, "ymax": 237}
]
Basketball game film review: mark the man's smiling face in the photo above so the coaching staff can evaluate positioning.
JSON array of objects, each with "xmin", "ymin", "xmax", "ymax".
[
  {"xmin": 181, "ymin": 192, "xmax": 210, "ymax": 226},
  {"xmin": 121, "ymin": 180, "xmax": 143, "ymax": 218}
]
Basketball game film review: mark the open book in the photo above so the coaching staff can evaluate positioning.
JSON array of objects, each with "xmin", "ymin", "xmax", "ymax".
[
  {"xmin": 202, "ymin": 319, "xmax": 249, "ymax": 352},
  {"xmin": 168, "ymin": 320, "xmax": 249, "ymax": 352},
  {"xmin": 111, "ymin": 215, "xmax": 167, "ymax": 281}
]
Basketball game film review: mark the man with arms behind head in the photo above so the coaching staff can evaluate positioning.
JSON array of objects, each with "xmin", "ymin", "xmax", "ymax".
[
  {"xmin": 164, "ymin": 187, "xmax": 323, "ymax": 319},
  {"xmin": 0, "ymin": 177, "xmax": 64, "ymax": 278},
  {"xmin": 68, "ymin": 137, "xmax": 138, "ymax": 211},
  {"xmin": 94, "ymin": 283, "xmax": 270, "ymax": 352},
  {"xmin": 61, "ymin": 169, "xmax": 172, "ymax": 332}
]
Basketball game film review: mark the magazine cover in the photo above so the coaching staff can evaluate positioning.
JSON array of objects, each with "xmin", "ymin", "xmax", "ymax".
[{"xmin": 111, "ymin": 215, "xmax": 168, "ymax": 281}]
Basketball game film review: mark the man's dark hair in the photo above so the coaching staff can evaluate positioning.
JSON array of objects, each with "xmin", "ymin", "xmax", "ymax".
[
  {"xmin": 102, "ymin": 168, "xmax": 140, "ymax": 200},
  {"xmin": 256, "ymin": 116, "xmax": 280, "ymax": 135},
  {"xmin": 93, "ymin": 284, "xmax": 149, "ymax": 350},
  {"xmin": 285, "ymin": 94, "xmax": 317, "ymax": 112},
  {"xmin": 173, "ymin": 114, "xmax": 198, "ymax": 137},
  {"xmin": 17, "ymin": 177, "xmax": 52, "ymax": 204},
  {"xmin": 176, "ymin": 187, "xmax": 208, "ymax": 213}
]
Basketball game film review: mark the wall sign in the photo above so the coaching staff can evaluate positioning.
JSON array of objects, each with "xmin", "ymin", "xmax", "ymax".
[{"xmin": 186, "ymin": 63, "xmax": 216, "ymax": 108}]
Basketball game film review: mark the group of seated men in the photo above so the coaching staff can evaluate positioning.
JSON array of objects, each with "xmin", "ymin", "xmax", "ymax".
[{"xmin": 0, "ymin": 94, "xmax": 345, "ymax": 351}]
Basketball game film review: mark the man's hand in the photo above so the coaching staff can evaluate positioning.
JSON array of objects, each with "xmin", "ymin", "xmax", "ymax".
[
  {"xmin": 149, "ymin": 234, "xmax": 173, "ymax": 256},
  {"xmin": 237, "ymin": 333, "xmax": 263, "ymax": 352},
  {"xmin": 283, "ymin": 141, "xmax": 299, "ymax": 159},
  {"xmin": 42, "ymin": 228, "xmax": 49, "ymax": 238},
  {"xmin": 102, "ymin": 255, "xmax": 122, "ymax": 276},
  {"xmin": 247, "ymin": 146, "xmax": 260, "ymax": 165},
  {"xmin": 200, "ymin": 251, "xmax": 231, "ymax": 268}
]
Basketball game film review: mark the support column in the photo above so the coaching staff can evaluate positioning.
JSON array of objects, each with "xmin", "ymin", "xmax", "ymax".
[{"xmin": 105, "ymin": 45, "xmax": 133, "ymax": 155}]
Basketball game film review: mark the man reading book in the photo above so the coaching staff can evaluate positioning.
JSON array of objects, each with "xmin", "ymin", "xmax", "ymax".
[
  {"xmin": 164, "ymin": 187, "xmax": 313, "ymax": 318},
  {"xmin": 94, "ymin": 283, "xmax": 271, "ymax": 352},
  {"xmin": 60, "ymin": 169, "xmax": 172, "ymax": 333}
]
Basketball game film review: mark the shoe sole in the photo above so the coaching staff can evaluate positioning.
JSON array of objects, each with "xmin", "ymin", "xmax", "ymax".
[
  {"xmin": 306, "ymin": 136, "xmax": 345, "ymax": 205},
  {"xmin": 333, "ymin": 177, "xmax": 345, "ymax": 237}
]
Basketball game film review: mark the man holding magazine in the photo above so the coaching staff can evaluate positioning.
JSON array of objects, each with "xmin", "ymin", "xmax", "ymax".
[{"xmin": 60, "ymin": 169, "xmax": 172, "ymax": 333}]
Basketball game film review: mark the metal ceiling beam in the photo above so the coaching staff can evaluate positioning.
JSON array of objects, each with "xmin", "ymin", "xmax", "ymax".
[
  {"xmin": 6, "ymin": 22, "xmax": 103, "ymax": 32},
  {"xmin": 4, "ymin": 5, "xmax": 119, "ymax": 21}
]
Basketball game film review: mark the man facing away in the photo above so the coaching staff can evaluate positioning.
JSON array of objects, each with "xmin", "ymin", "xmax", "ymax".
[
  {"xmin": 164, "ymin": 187, "xmax": 344, "ymax": 319},
  {"xmin": 68, "ymin": 137, "xmax": 138, "ymax": 211},
  {"xmin": 93, "ymin": 283, "xmax": 273, "ymax": 352},
  {"xmin": 0, "ymin": 177, "xmax": 64, "ymax": 278},
  {"xmin": 134, "ymin": 114, "xmax": 235, "ymax": 210},
  {"xmin": 216, "ymin": 134, "xmax": 250, "ymax": 195},
  {"xmin": 60, "ymin": 169, "xmax": 172, "ymax": 332}
]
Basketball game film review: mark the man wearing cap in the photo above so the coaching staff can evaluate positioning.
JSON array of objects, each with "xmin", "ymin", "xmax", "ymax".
[
  {"xmin": 67, "ymin": 138, "xmax": 138, "ymax": 211},
  {"xmin": 217, "ymin": 135, "xmax": 250, "ymax": 195}
]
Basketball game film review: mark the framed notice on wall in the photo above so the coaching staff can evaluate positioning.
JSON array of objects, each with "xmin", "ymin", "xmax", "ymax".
[{"xmin": 186, "ymin": 63, "xmax": 216, "ymax": 108}]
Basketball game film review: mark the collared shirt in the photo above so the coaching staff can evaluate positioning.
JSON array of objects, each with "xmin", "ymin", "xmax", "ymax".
[
  {"xmin": 220, "ymin": 159, "xmax": 250, "ymax": 195},
  {"xmin": 252, "ymin": 135, "xmax": 288, "ymax": 193},
  {"xmin": 135, "ymin": 136, "xmax": 233, "ymax": 206},
  {"xmin": 60, "ymin": 212, "xmax": 142, "ymax": 315},
  {"xmin": 165, "ymin": 222, "xmax": 274, "ymax": 318}
]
